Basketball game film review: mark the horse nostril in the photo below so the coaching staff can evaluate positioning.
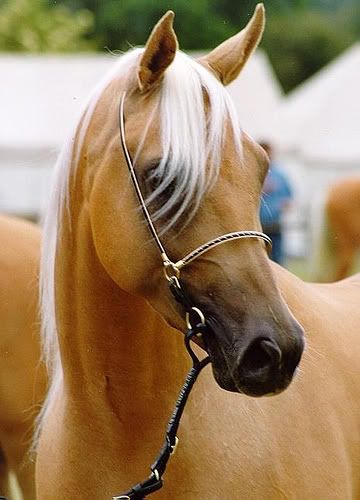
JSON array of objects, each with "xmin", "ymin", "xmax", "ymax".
[
  {"xmin": 240, "ymin": 337, "xmax": 282, "ymax": 374},
  {"xmin": 260, "ymin": 338, "xmax": 282, "ymax": 366}
]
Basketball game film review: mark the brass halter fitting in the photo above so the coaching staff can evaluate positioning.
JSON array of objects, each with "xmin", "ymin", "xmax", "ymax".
[
  {"xmin": 186, "ymin": 307, "xmax": 206, "ymax": 330},
  {"xmin": 162, "ymin": 253, "xmax": 181, "ymax": 282}
]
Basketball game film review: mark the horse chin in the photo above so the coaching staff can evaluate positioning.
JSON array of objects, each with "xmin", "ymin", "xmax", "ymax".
[
  {"xmin": 211, "ymin": 362, "xmax": 295, "ymax": 397},
  {"xmin": 237, "ymin": 375, "xmax": 294, "ymax": 398},
  {"xmin": 211, "ymin": 366, "xmax": 240, "ymax": 393}
]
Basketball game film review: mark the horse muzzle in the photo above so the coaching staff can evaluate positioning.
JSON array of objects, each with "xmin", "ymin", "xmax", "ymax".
[{"xmin": 204, "ymin": 317, "xmax": 305, "ymax": 397}]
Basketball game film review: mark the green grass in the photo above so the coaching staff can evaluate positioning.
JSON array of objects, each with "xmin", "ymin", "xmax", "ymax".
[{"xmin": 287, "ymin": 257, "xmax": 312, "ymax": 281}]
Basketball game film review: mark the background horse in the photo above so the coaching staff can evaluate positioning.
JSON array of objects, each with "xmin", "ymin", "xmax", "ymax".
[
  {"xmin": 36, "ymin": 6, "xmax": 360, "ymax": 499},
  {"xmin": 313, "ymin": 176, "xmax": 360, "ymax": 282},
  {"xmin": 0, "ymin": 214, "xmax": 46, "ymax": 499}
]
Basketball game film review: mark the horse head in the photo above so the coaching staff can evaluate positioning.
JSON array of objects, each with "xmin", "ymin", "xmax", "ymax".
[{"xmin": 88, "ymin": 5, "xmax": 304, "ymax": 397}]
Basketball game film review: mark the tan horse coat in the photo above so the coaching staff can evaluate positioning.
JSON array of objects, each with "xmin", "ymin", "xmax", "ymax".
[
  {"xmin": 36, "ymin": 6, "xmax": 360, "ymax": 499},
  {"xmin": 0, "ymin": 214, "xmax": 46, "ymax": 499},
  {"xmin": 326, "ymin": 176, "xmax": 360, "ymax": 280},
  {"xmin": 36, "ymin": 254, "xmax": 360, "ymax": 498}
]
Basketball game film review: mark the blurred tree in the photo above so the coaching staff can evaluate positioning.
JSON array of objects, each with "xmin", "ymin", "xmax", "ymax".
[
  {"xmin": 0, "ymin": 0, "xmax": 94, "ymax": 51},
  {"xmin": 215, "ymin": 0, "xmax": 311, "ymax": 28},
  {"xmin": 339, "ymin": 0, "xmax": 360, "ymax": 38},
  {"xmin": 262, "ymin": 10, "xmax": 355, "ymax": 91},
  {"xmin": 8, "ymin": 0, "xmax": 360, "ymax": 91},
  {"xmin": 56, "ymin": 0, "xmax": 234, "ymax": 50}
]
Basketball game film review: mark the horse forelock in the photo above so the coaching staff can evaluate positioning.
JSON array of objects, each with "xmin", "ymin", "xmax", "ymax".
[{"xmin": 140, "ymin": 51, "xmax": 242, "ymax": 232}]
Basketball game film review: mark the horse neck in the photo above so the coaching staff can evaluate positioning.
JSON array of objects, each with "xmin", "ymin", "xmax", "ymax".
[{"xmin": 54, "ymin": 197, "xmax": 189, "ymax": 435}]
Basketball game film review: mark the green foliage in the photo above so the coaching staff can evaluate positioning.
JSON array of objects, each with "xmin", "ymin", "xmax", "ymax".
[
  {"xmin": 2, "ymin": 0, "xmax": 359, "ymax": 91},
  {"xmin": 0, "ymin": 0, "xmax": 94, "ymax": 51},
  {"xmin": 262, "ymin": 10, "xmax": 356, "ymax": 92},
  {"xmin": 57, "ymin": 0, "xmax": 234, "ymax": 50},
  {"xmin": 214, "ymin": 0, "xmax": 311, "ymax": 29},
  {"xmin": 339, "ymin": 1, "xmax": 360, "ymax": 38}
]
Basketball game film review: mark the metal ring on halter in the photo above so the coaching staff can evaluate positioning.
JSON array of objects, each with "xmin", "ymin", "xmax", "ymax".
[
  {"xmin": 151, "ymin": 469, "xmax": 160, "ymax": 481},
  {"xmin": 163, "ymin": 260, "xmax": 180, "ymax": 281},
  {"xmin": 186, "ymin": 307, "xmax": 206, "ymax": 330},
  {"xmin": 170, "ymin": 436, "xmax": 179, "ymax": 454}
]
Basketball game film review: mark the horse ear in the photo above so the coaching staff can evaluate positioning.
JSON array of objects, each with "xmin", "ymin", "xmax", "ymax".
[
  {"xmin": 199, "ymin": 3, "xmax": 265, "ymax": 86},
  {"xmin": 137, "ymin": 11, "xmax": 178, "ymax": 92}
]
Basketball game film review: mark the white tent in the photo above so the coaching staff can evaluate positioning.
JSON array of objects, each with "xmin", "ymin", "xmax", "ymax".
[
  {"xmin": 274, "ymin": 43, "xmax": 360, "ymax": 166},
  {"xmin": 0, "ymin": 50, "xmax": 282, "ymax": 217},
  {"xmin": 226, "ymin": 49, "xmax": 283, "ymax": 140},
  {"xmin": 0, "ymin": 54, "xmax": 115, "ymax": 216},
  {"xmin": 267, "ymin": 43, "xmax": 360, "ymax": 257}
]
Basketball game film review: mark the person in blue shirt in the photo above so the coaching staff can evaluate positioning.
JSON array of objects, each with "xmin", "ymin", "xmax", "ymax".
[{"xmin": 259, "ymin": 142, "xmax": 293, "ymax": 265}]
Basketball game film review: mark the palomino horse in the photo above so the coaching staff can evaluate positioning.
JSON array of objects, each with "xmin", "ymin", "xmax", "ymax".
[
  {"xmin": 0, "ymin": 214, "xmax": 46, "ymax": 499},
  {"xmin": 315, "ymin": 176, "xmax": 360, "ymax": 282},
  {"xmin": 36, "ymin": 6, "xmax": 360, "ymax": 499}
]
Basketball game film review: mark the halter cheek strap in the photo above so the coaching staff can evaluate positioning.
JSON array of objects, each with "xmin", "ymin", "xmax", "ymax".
[
  {"xmin": 119, "ymin": 91, "xmax": 272, "ymax": 284},
  {"xmin": 114, "ymin": 92, "xmax": 272, "ymax": 499}
]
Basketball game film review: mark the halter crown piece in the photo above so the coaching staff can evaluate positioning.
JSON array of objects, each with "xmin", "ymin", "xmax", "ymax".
[{"xmin": 112, "ymin": 92, "xmax": 272, "ymax": 499}]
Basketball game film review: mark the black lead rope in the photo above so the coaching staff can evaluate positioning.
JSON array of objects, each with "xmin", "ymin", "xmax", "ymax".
[{"xmin": 113, "ymin": 279, "xmax": 211, "ymax": 500}]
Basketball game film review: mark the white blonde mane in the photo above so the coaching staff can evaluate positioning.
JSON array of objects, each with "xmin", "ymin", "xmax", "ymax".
[
  {"xmin": 142, "ymin": 51, "xmax": 241, "ymax": 229},
  {"xmin": 37, "ymin": 48, "xmax": 242, "ymax": 442}
]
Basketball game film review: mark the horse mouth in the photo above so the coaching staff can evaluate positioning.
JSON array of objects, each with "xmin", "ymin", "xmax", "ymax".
[{"xmin": 208, "ymin": 349, "xmax": 299, "ymax": 397}]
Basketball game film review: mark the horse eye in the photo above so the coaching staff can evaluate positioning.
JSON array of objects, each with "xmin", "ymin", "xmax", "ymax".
[{"xmin": 146, "ymin": 167, "xmax": 162, "ymax": 192}]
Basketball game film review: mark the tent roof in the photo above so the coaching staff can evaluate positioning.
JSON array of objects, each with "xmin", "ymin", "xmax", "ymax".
[
  {"xmin": 224, "ymin": 50, "xmax": 283, "ymax": 139},
  {"xmin": 0, "ymin": 50, "xmax": 282, "ymax": 151},
  {"xmin": 0, "ymin": 54, "xmax": 113, "ymax": 151},
  {"xmin": 274, "ymin": 43, "xmax": 360, "ymax": 164}
]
